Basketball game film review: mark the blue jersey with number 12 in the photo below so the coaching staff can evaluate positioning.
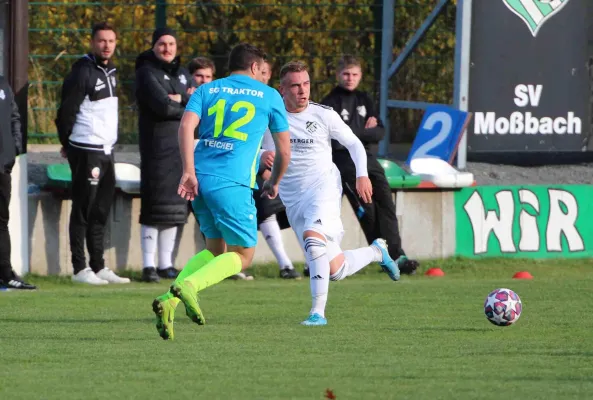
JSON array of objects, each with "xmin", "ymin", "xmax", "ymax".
[{"xmin": 185, "ymin": 74, "xmax": 289, "ymax": 188}]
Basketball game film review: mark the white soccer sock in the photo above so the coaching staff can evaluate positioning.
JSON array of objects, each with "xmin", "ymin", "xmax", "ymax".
[
  {"xmin": 304, "ymin": 236, "xmax": 329, "ymax": 318},
  {"xmin": 330, "ymin": 246, "xmax": 382, "ymax": 281},
  {"xmin": 157, "ymin": 225, "xmax": 177, "ymax": 269},
  {"xmin": 141, "ymin": 224, "xmax": 158, "ymax": 268},
  {"xmin": 260, "ymin": 215, "xmax": 294, "ymax": 270}
]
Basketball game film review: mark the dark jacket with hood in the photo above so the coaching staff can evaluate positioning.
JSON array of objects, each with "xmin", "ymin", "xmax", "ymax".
[
  {"xmin": 135, "ymin": 49, "xmax": 192, "ymax": 226},
  {"xmin": 0, "ymin": 76, "xmax": 22, "ymax": 173},
  {"xmin": 321, "ymin": 86, "xmax": 385, "ymax": 156}
]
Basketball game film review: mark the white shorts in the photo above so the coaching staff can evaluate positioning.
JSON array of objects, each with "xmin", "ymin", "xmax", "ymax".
[{"xmin": 285, "ymin": 173, "xmax": 344, "ymax": 248}]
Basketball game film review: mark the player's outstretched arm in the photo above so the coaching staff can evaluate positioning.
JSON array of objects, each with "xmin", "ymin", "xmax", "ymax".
[
  {"xmin": 328, "ymin": 111, "xmax": 373, "ymax": 203},
  {"xmin": 177, "ymin": 111, "xmax": 200, "ymax": 200}
]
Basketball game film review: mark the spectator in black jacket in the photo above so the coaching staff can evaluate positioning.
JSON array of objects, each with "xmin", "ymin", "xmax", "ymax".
[
  {"xmin": 321, "ymin": 55, "xmax": 418, "ymax": 275},
  {"xmin": 135, "ymin": 28, "xmax": 193, "ymax": 283},
  {"xmin": 0, "ymin": 77, "xmax": 35, "ymax": 290},
  {"xmin": 55, "ymin": 22, "xmax": 130, "ymax": 285}
]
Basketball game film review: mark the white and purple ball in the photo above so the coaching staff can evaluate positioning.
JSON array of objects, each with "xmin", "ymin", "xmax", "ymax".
[{"xmin": 484, "ymin": 288, "xmax": 522, "ymax": 326}]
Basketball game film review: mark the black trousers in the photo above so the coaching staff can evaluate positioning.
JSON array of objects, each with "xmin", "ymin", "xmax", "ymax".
[
  {"xmin": 67, "ymin": 147, "xmax": 115, "ymax": 274},
  {"xmin": 333, "ymin": 151, "xmax": 406, "ymax": 260},
  {"xmin": 0, "ymin": 170, "xmax": 14, "ymax": 281}
]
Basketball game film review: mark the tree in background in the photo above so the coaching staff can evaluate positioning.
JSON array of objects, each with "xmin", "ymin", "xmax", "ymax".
[{"xmin": 28, "ymin": 0, "xmax": 456, "ymax": 144}]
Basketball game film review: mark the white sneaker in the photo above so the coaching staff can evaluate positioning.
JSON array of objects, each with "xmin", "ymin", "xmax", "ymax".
[
  {"xmin": 96, "ymin": 268, "xmax": 131, "ymax": 284},
  {"xmin": 72, "ymin": 267, "xmax": 109, "ymax": 285},
  {"xmin": 232, "ymin": 272, "xmax": 254, "ymax": 281}
]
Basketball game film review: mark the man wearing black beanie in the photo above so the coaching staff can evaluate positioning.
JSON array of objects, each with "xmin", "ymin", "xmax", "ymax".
[
  {"xmin": 135, "ymin": 27, "xmax": 193, "ymax": 283},
  {"xmin": 152, "ymin": 27, "xmax": 177, "ymax": 47}
]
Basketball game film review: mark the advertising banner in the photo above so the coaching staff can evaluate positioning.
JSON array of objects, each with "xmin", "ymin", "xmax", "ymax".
[
  {"xmin": 467, "ymin": 0, "xmax": 592, "ymax": 154},
  {"xmin": 455, "ymin": 185, "xmax": 593, "ymax": 258}
]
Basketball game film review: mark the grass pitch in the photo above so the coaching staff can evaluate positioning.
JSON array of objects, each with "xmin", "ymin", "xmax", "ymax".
[{"xmin": 1, "ymin": 258, "xmax": 592, "ymax": 400}]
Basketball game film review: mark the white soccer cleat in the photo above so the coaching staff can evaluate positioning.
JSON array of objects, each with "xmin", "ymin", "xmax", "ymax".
[
  {"xmin": 96, "ymin": 268, "xmax": 131, "ymax": 284},
  {"xmin": 72, "ymin": 267, "xmax": 109, "ymax": 285}
]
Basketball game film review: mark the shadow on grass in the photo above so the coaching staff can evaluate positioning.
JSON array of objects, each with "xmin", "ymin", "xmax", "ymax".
[
  {"xmin": 466, "ymin": 350, "xmax": 593, "ymax": 358},
  {"xmin": 1, "ymin": 317, "xmax": 153, "ymax": 324},
  {"xmin": 0, "ymin": 335, "xmax": 150, "ymax": 342},
  {"xmin": 388, "ymin": 326, "xmax": 490, "ymax": 333},
  {"xmin": 396, "ymin": 374, "xmax": 593, "ymax": 382}
]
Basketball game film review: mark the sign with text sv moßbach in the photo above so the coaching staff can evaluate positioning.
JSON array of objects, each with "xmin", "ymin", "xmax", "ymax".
[{"xmin": 467, "ymin": 0, "xmax": 592, "ymax": 154}]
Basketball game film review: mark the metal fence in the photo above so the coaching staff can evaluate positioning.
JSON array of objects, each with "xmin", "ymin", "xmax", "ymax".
[{"xmin": 27, "ymin": 0, "xmax": 456, "ymax": 144}]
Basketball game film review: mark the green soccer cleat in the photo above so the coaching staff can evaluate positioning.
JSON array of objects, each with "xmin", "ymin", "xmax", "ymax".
[
  {"xmin": 170, "ymin": 281, "xmax": 206, "ymax": 325},
  {"xmin": 152, "ymin": 293, "xmax": 176, "ymax": 340}
]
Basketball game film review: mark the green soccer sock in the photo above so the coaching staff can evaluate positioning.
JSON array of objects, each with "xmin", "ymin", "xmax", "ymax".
[
  {"xmin": 175, "ymin": 249, "xmax": 215, "ymax": 284},
  {"xmin": 159, "ymin": 250, "xmax": 215, "ymax": 307},
  {"xmin": 182, "ymin": 252, "xmax": 243, "ymax": 293}
]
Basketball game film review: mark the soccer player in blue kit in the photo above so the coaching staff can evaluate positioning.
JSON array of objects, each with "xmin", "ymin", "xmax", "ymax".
[{"xmin": 151, "ymin": 43, "xmax": 291, "ymax": 340}]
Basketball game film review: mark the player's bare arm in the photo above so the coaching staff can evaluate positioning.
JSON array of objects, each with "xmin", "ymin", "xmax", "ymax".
[
  {"xmin": 178, "ymin": 111, "xmax": 200, "ymax": 200},
  {"xmin": 355, "ymin": 176, "xmax": 373, "ymax": 204},
  {"xmin": 260, "ymin": 150, "xmax": 275, "ymax": 169}
]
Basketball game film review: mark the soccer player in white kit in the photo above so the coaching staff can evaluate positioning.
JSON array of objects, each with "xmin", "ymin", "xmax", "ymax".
[{"xmin": 266, "ymin": 61, "xmax": 400, "ymax": 326}]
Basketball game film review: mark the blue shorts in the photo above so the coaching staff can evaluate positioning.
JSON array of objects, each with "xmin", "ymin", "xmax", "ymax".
[{"xmin": 191, "ymin": 174, "xmax": 257, "ymax": 248}]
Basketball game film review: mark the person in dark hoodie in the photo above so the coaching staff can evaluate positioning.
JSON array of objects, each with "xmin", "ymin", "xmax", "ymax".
[
  {"xmin": 0, "ymin": 77, "xmax": 35, "ymax": 290},
  {"xmin": 321, "ymin": 55, "xmax": 419, "ymax": 276},
  {"xmin": 135, "ymin": 28, "xmax": 193, "ymax": 283},
  {"xmin": 56, "ymin": 22, "xmax": 130, "ymax": 285}
]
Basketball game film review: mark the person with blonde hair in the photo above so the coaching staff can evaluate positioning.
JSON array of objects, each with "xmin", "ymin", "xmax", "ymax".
[{"xmin": 270, "ymin": 60, "xmax": 400, "ymax": 326}]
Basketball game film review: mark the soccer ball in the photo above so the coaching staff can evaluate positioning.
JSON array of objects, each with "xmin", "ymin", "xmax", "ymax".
[{"xmin": 484, "ymin": 288, "xmax": 522, "ymax": 326}]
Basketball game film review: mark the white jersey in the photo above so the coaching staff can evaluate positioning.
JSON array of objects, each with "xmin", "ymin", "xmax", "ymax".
[{"xmin": 276, "ymin": 101, "xmax": 368, "ymax": 209}]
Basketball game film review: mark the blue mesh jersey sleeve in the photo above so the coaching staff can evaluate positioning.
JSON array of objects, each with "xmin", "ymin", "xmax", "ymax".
[
  {"xmin": 185, "ymin": 85, "xmax": 204, "ymax": 118},
  {"xmin": 193, "ymin": 75, "xmax": 286, "ymax": 188},
  {"xmin": 268, "ymin": 90, "xmax": 289, "ymax": 134}
]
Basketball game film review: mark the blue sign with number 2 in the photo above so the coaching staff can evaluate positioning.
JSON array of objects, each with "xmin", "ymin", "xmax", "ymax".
[{"xmin": 406, "ymin": 105, "xmax": 471, "ymax": 166}]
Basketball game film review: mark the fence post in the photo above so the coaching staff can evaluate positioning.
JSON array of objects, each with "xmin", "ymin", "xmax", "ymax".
[
  {"xmin": 378, "ymin": 0, "xmax": 394, "ymax": 157},
  {"xmin": 453, "ymin": 0, "xmax": 472, "ymax": 169},
  {"xmin": 10, "ymin": 0, "xmax": 28, "ymax": 147},
  {"xmin": 8, "ymin": 0, "xmax": 30, "ymax": 278},
  {"xmin": 373, "ymin": 0, "xmax": 383, "ymax": 89},
  {"xmin": 155, "ymin": 0, "xmax": 167, "ymax": 29}
]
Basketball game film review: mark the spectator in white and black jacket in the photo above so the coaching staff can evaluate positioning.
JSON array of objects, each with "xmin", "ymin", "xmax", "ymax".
[
  {"xmin": 55, "ymin": 22, "xmax": 130, "ymax": 285},
  {"xmin": 0, "ymin": 76, "xmax": 36, "ymax": 290},
  {"xmin": 135, "ymin": 28, "xmax": 193, "ymax": 283}
]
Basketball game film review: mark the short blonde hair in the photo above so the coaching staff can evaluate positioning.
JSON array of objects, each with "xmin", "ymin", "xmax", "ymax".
[{"xmin": 279, "ymin": 60, "xmax": 308, "ymax": 81}]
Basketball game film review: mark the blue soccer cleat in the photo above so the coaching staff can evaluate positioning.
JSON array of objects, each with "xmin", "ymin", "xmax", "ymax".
[
  {"xmin": 301, "ymin": 313, "xmax": 328, "ymax": 326},
  {"xmin": 372, "ymin": 238, "xmax": 400, "ymax": 281}
]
